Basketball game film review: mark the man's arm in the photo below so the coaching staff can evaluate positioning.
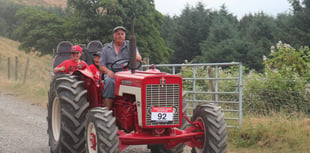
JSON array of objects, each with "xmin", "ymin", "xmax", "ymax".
[{"xmin": 100, "ymin": 65, "xmax": 115, "ymax": 79}]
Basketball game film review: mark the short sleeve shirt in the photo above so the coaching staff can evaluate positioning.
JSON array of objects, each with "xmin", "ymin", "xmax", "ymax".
[
  {"xmin": 57, "ymin": 59, "xmax": 90, "ymax": 74},
  {"xmin": 99, "ymin": 40, "xmax": 138, "ymax": 71}
]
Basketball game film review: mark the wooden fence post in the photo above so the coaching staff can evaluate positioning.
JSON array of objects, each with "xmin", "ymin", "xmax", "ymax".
[
  {"xmin": 23, "ymin": 57, "xmax": 29, "ymax": 84},
  {"xmin": 8, "ymin": 57, "xmax": 11, "ymax": 80},
  {"xmin": 15, "ymin": 56, "xmax": 18, "ymax": 80},
  {"xmin": 208, "ymin": 66, "xmax": 215, "ymax": 101},
  {"xmin": 142, "ymin": 57, "xmax": 149, "ymax": 71}
]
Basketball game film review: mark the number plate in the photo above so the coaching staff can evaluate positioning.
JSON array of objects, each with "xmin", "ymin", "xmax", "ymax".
[{"xmin": 151, "ymin": 107, "xmax": 173, "ymax": 122}]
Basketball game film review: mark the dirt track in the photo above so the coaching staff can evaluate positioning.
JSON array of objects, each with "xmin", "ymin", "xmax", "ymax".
[
  {"xmin": 0, "ymin": 92, "xmax": 49, "ymax": 153},
  {"xmin": 0, "ymin": 91, "xmax": 191, "ymax": 153}
]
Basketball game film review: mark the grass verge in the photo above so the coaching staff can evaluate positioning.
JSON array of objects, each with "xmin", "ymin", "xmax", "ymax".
[{"xmin": 228, "ymin": 112, "xmax": 310, "ymax": 153}]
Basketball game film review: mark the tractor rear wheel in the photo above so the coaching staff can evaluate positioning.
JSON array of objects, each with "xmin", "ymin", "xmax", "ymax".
[
  {"xmin": 47, "ymin": 75, "xmax": 89, "ymax": 153},
  {"xmin": 191, "ymin": 104, "xmax": 227, "ymax": 153},
  {"xmin": 85, "ymin": 107, "xmax": 120, "ymax": 153}
]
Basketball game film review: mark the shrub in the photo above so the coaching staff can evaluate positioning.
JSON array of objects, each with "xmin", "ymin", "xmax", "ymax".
[{"xmin": 243, "ymin": 42, "xmax": 310, "ymax": 114}]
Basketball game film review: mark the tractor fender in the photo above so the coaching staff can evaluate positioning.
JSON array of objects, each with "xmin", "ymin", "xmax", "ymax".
[{"xmin": 72, "ymin": 69, "xmax": 94, "ymax": 80}]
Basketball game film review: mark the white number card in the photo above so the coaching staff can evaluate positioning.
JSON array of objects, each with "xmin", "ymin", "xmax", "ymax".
[{"xmin": 151, "ymin": 107, "xmax": 173, "ymax": 122}]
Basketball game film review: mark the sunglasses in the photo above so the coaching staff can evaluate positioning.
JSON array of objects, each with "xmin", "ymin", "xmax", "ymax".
[{"xmin": 71, "ymin": 52, "xmax": 80, "ymax": 55}]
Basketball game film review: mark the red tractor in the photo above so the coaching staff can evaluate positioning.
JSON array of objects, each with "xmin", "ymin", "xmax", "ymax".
[{"xmin": 47, "ymin": 22, "xmax": 227, "ymax": 153}]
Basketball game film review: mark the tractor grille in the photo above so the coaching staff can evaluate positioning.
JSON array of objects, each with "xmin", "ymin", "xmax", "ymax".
[{"xmin": 145, "ymin": 84, "xmax": 180, "ymax": 126}]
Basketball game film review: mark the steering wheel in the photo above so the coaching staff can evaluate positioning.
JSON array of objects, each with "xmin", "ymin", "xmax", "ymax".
[{"xmin": 109, "ymin": 58, "xmax": 142, "ymax": 73}]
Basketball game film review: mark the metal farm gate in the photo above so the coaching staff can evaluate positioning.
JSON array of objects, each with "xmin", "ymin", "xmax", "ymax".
[{"xmin": 143, "ymin": 62, "xmax": 243, "ymax": 128}]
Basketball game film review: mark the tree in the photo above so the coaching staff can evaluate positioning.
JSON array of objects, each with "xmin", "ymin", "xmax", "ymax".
[
  {"xmin": 275, "ymin": 13, "xmax": 297, "ymax": 46},
  {"xmin": 118, "ymin": 0, "xmax": 171, "ymax": 64},
  {"xmin": 197, "ymin": 6, "xmax": 240, "ymax": 63},
  {"xmin": 13, "ymin": 7, "xmax": 66, "ymax": 55},
  {"xmin": 65, "ymin": 0, "xmax": 121, "ymax": 43},
  {"xmin": 165, "ymin": 2, "xmax": 212, "ymax": 64},
  {"xmin": 0, "ymin": 0, "xmax": 23, "ymax": 39},
  {"xmin": 66, "ymin": 0, "xmax": 170, "ymax": 63},
  {"xmin": 237, "ymin": 13, "xmax": 280, "ymax": 71},
  {"xmin": 288, "ymin": 0, "xmax": 310, "ymax": 46},
  {"xmin": 11, "ymin": 0, "xmax": 170, "ymax": 62}
]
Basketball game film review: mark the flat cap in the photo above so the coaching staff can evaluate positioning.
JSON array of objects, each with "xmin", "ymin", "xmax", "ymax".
[{"xmin": 112, "ymin": 26, "xmax": 127, "ymax": 33}]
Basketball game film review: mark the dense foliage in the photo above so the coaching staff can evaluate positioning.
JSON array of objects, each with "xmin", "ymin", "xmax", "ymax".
[
  {"xmin": 5, "ymin": 0, "xmax": 170, "ymax": 63},
  {"xmin": 0, "ymin": 0, "xmax": 23, "ymax": 39},
  {"xmin": 243, "ymin": 42, "xmax": 310, "ymax": 114},
  {"xmin": 13, "ymin": 7, "xmax": 66, "ymax": 54},
  {"xmin": 161, "ymin": 0, "xmax": 310, "ymax": 71}
]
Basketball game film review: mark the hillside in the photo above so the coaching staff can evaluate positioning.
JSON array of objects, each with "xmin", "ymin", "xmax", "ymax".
[
  {"xmin": 10, "ymin": 0, "xmax": 67, "ymax": 8},
  {"xmin": 0, "ymin": 36, "xmax": 53, "ymax": 106}
]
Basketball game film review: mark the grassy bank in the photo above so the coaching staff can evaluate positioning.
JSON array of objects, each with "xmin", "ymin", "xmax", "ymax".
[{"xmin": 0, "ymin": 36, "xmax": 52, "ymax": 107}]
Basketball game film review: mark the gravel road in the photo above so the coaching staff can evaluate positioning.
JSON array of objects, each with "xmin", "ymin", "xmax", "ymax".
[
  {"xmin": 0, "ymin": 92, "xmax": 49, "ymax": 153},
  {"xmin": 0, "ymin": 91, "xmax": 191, "ymax": 153}
]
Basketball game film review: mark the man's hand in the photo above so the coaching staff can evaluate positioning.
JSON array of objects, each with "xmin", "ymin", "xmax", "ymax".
[
  {"xmin": 106, "ymin": 70, "xmax": 115, "ymax": 79},
  {"xmin": 136, "ymin": 52, "xmax": 142, "ymax": 62},
  {"xmin": 100, "ymin": 65, "xmax": 115, "ymax": 79}
]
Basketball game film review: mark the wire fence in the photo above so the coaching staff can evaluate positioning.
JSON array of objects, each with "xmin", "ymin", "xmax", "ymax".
[{"xmin": 243, "ymin": 78, "xmax": 310, "ymax": 115}]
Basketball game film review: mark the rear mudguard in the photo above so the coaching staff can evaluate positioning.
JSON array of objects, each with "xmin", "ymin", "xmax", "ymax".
[
  {"xmin": 72, "ymin": 69, "xmax": 94, "ymax": 80},
  {"xmin": 73, "ymin": 69, "xmax": 103, "ymax": 108}
]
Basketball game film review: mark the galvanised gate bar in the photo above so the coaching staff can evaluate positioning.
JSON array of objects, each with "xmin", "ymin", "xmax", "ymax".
[{"xmin": 143, "ymin": 62, "xmax": 243, "ymax": 128}]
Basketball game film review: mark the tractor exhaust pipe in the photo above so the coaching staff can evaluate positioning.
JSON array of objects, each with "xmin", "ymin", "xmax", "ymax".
[{"xmin": 129, "ymin": 15, "xmax": 136, "ymax": 74}]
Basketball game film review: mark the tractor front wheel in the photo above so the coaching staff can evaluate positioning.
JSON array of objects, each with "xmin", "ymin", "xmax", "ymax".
[
  {"xmin": 47, "ymin": 75, "xmax": 89, "ymax": 153},
  {"xmin": 191, "ymin": 104, "xmax": 227, "ymax": 153},
  {"xmin": 85, "ymin": 107, "xmax": 120, "ymax": 153}
]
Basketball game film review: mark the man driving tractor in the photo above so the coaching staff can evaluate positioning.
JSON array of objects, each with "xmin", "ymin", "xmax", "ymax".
[{"xmin": 99, "ymin": 26, "xmax": 142, "ymax": 108}]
